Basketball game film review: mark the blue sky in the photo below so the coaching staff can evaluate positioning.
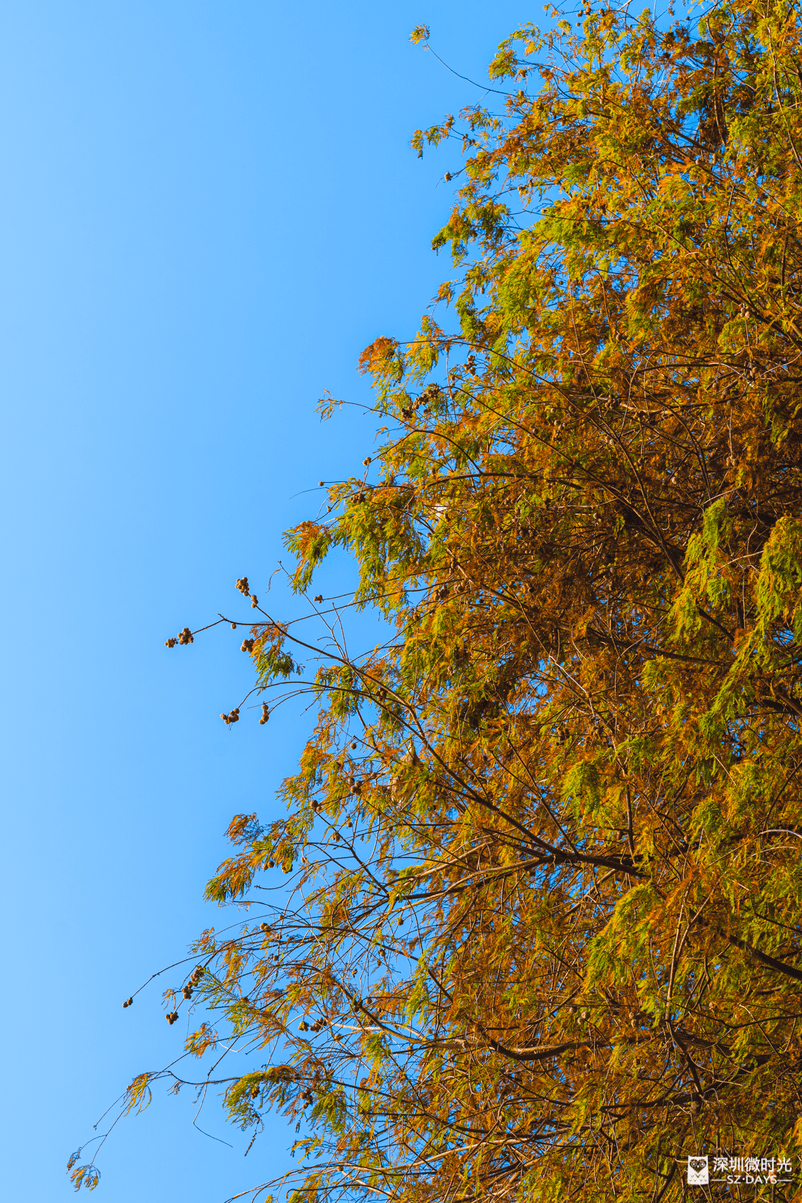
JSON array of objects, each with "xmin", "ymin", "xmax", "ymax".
[{"xmin": 0, "ymin": 2, "xmax": 542, "ymax": 1200}]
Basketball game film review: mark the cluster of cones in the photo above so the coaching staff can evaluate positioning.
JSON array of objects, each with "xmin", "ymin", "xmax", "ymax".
[{"xmin": 164, "ymin": 627, "xmax": 194, "ymax": 648}]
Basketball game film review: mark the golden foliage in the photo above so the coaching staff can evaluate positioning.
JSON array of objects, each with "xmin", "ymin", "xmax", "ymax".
[{"xmin": 82, "ymin": 4, "xmax": 802, "ymax": 1200}]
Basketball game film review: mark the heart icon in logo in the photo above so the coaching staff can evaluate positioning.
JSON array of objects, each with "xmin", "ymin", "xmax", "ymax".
[{"xmin": 689, "ymin": 1159, "xmax": 706, "ymax": 1173}]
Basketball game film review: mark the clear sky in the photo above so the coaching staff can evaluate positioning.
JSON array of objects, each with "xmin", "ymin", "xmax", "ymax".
[{"xmin": 1, "ymin": 3, "xmax": 543, "ymax": 1199}]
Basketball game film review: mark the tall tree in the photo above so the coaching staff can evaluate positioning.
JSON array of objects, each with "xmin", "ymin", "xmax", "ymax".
[{"xmin": 74, "ymin": 3, "xmax": 802, "ymax": 1199}]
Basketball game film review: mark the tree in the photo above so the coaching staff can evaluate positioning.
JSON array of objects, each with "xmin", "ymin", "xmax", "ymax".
[{"xmin": 73, "ymin": 3, "xmax": 802, "ymax": 1199}]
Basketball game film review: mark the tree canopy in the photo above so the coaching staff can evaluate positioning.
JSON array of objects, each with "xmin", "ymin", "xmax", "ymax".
[{"xmin": 74, "ymin": 2, "xmax": 802, "ymax": 1199}]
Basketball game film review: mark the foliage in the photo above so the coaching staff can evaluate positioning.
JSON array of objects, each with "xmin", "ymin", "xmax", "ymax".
[{"xmin": 76, "ymin": 2, "xmax": 802, "ymax": 1199}]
